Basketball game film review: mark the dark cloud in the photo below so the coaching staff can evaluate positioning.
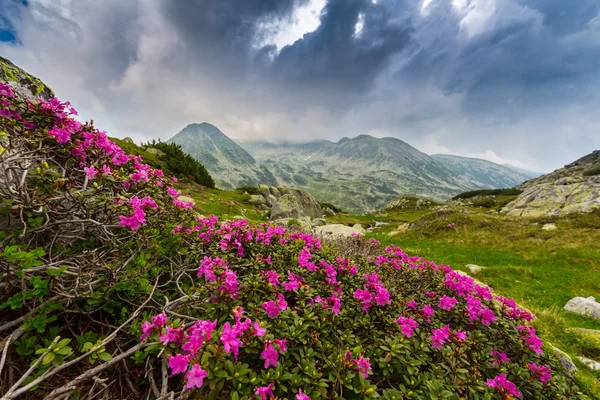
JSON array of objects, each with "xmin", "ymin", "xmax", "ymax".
[{"xmin": 1, "ymin": 0, "xmax": 599, "ymax": 172}]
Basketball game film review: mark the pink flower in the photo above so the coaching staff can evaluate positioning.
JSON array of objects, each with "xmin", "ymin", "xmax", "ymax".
[
  {"xmin": 220, "ymin": 322, "xmax": 242, "ymax": 359},
  {"xmin": 167, "ymin": 187, "xmax": 180, "ymax": 197},
  {"xmin": 421, "ymin": 304, "xmax": 435, "ymax": 322},
  {"xmin": 262, "ymin": 294, "xmax": 288, "ymax": 318},
  {"xmin": 282, "ymin": 271, "xmax": 302, "ymax": 291},
  {"xmin": 518, "ymin": 325, "xmax": 544, "ymax": 354},
  {"xmin": 479, "ymin": 308, "xmax": 497, "ymax": 325},
  {"xmin": 255, "ymin": 383, "xmax": 275, "ymax": 400},
  {"xmin": 396, "ymin": 316, "xmax": 419, "ymax": 338},
  {"xmin": 490, "ymin": 350, "xmax": 511, "ymax": 367},
  {"xmin": 527, "ymin": 363, "xmax": 552, "ymax": 385},
  {"xmin": 406, "ymin": 300, "xmax": 418, "ymax": 310},
  {"xmin": 454, "ymin": 330, "xmax": 467, "ymax": 342},
  {"xmin": 119, "ymin": 208, "xmax": 146, "ymax": 231},
  {"xmin": 261, "ymin": 270, "xmax": 280, "ymax": 286},
  {"xmin": 140, "ymin": 321, "xmax": 153, "ymax": 340},
  {"xmin": 261, "ymin": 344, "xmax": 279, "ymax": 368},
  {"xmin": 152, "ymin": 314, "xmax": 167, "ymax": 327},
  {"xmin": 160, "ymin": 327, "xmax": 183, "ymax": 345},
  {"xmin": 168, "ymin": 354, "xmax": 189, "ymax": 376},
  {"xmin": 430, "ymin": 325, "xmax": 451, "ymax": 349},
  {"xmin": 274, "ymin": 338, "xmax": 287, "ymax": 353},
  {"xmin": 84, "ymin": 165, "xmax": 97, "ymax": 179},
  {"xmin": 101, "ymin": 164, "xmax": 112, "ymax": 175},
  {"xmin": 374, "ymin": 285, "xmax": 391, "ymax": 306},
  {"xmin": 185, "ymin": 364, "xmax": 208, "ymax": 389},
  {"xmin": 252, "ymin": 321, "xmax": 266, "ymax": 337},
  {"xmin": 486, "ymin": 374, "xmax": 522, "ymax": 398},
  {"xmin": 353, "ymin": 289, "xmax": 373, "ymax": 312},
  {"xmin": 438, "ymin": 295, "xmax": 458, "ymax": 311},
  {"xmin": 352, "ymin": 356, "xmax": 372, "ymax": 379},
  {"xmin": 296, "ymin": 389, "xmax": 311, "ymax": 400}
]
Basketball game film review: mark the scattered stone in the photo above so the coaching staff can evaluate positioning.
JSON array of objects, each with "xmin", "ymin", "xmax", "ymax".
[
  {"xmin": 548, "ymin": 344, "xmax": 578, "ymax": 376},
  {"xmin": 542, "ymin": 223, "xmax": 557, "ymax": 231},
  {"xmin": 466, "ymin": 264, "xmax": 486, "ymax": 274},
  {"xmin": 245, "ymin": 185, "xmax": 324, "ymax": 220},
  {"xmin": 265, "ymin": 194, "xmax": 277, "ymax": 206},
  {"xmin": 569, "ymin": 327, "xmax": 600, "ymax": 337},
  {"xmin": 122, "ymin": 137, "xmax": 134, "ymax": 144},
  {"xmin": 578, "ymin": 356, "xmax": 600, "ymax": 371},
  {"xmin": 269, "ymin": 187, "xmax": 281, "ymax": 198},
  {"xmin": 564, "ymin": 296, "xmax": 600, "ymax": 319}
]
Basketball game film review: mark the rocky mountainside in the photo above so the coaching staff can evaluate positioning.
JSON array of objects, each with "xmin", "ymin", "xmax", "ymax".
[
  {"xmin": 0, "ymin": 56, "xmax": 53, "ymax": 100},
  {"xmin": 167, "ymin": 123, "xmax": 277, "ymax": 189},
  {"xmin": 517, "ymin": 151, "xmax": 600, "ymax": 189},
  {"xmin": 241, "ymin": 136, "xmax": 531, "ymax": 212},
  {"xmin": 431, "ymin": 154, "xmax": 535, "ymax": 189},
  {"xmin": 503, "ymin": 150, "xmax": 600, "ymax": 217}
]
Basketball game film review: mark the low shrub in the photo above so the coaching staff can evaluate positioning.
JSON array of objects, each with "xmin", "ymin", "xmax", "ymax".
[
  {"xmin": 582, "ymin": 165, "xmax": 600, "ymax": 177},
  {"xmin": 0, "ymin": 81, "xmax": 589, "ymax": 399},
  {"xmin": 237, "ymin": 186, "xmax": 261, "ymax": 195},
  {"xmin": 452, "ymin": 188, "xmax": 523, "ymax": 201},
  {"xmin": 318, "ymin": 201, "xmax": 344, "ymax": 213}
]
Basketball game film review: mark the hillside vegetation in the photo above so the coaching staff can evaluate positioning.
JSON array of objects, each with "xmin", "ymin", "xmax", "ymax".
[{"xmin": 0, "ymin": 82, "xmax": 591, "ymax": 400}]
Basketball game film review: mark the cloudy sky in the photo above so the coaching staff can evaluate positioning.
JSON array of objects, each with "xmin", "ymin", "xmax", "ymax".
[{"xmin": 1, "ymin": 0, "xmax": 599, "ymax": 172}]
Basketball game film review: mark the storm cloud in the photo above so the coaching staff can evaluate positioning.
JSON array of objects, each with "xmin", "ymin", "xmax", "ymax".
[{"xmin": 1, "ymin": 0, "xmax": 599, "ymax": 171}]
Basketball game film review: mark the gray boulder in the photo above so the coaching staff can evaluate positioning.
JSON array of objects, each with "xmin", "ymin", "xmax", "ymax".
[
  {"xmin": 247, "ymin": 195, "xmax": 266, "ymax": 206},
  {"xmin": 564, "ymin": 296, "xmax": 600, "ymax": 319},
  {"xmin": 312, "ymin": 218, "xmax": 327, "ymax": 226},
  {"xmin": 503, "ymin": 177, "xmax": 600, "ymax": 217},
  {"xmin": 466, "ymin": 264, "xmax": 485, "ymax": 274},
  {"xmin": 314, "ymin": 224, "xmax": 364, "ymax": 237},
  {"xmin": 578, "ymin": 356, "xmax": 600, "ymax": 371},
  {"xmin": 548, "ymin": 344, "xmax": 578, "ymax": 377},
  {"xmin": 270, "ymin": 190, "xmax": 323, "ymax": 220}
]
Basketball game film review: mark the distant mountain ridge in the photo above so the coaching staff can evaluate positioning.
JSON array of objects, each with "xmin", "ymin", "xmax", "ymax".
[{"xmin": 167, "ymin": 123, "xmax": 533, "ymax": 212}]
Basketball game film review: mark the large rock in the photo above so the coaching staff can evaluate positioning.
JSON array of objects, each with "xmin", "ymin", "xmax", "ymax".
[
  {"xmin": 578, "ymin": 356, "xmax": 600, "ymax": 371},
  {"xmin": 548, "ymin": 344, "xmax": 578, "ymax": 377},
  {"xmin": 0, "ymin": 56, "xmax": 54, "ymax": 101},
  {"xmin": 502, "ymin": 176, "xmax": 600, "ymax": 217},
  {"xmin": 247, "ymin": 195, "xmax": 266, "ymax": 206},
  {"xmin": 314, "ymin": 224, "xmax": 364, "ymax": 237},
  {"xmin": 269, "ymin": 190, "xmax": 323, "ymax": 220},
  {"xmin": 564, "ymin": 296, "xmax": 600, "ymax": 319}
]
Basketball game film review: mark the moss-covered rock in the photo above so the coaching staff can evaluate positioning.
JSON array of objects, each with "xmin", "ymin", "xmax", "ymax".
[{"xmin": 0, "ymin": 56, "xmax": 54, "ymax": 100}]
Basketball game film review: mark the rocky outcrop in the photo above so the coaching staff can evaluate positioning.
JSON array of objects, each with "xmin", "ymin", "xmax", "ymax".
[
  {"xmin": 502, "ymin": 175, "xmax": 600, "ymax": 217},
  {"xmin": 314, "ymin": 224, "xmax": 365, "ymax": 237},
  {"xmin": 0, "ymin": 57, "xmax": 53, "ymax": 101},
  {"xmin": 245, "ymin": 185, "xmax": 324, "ymax": 220},
  {"xmin": 382, "ymin": 196, "xmax": 434, "ymax": 211},
  {"xmin": 564, "ymin": 296, "xmax": 600, "ymax": 319}
]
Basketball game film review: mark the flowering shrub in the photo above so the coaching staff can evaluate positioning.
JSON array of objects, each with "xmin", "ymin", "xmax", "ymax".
[{"xmin": 0, "ymin": 81, "xmax": 589, "ymax": 399}]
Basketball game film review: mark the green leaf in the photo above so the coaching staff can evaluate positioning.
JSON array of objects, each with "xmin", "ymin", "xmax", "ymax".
[
  {"xmin": 42, "ymin": 352, "xmax": 55, "ymax": 365},
  {"xmin": 98, "ymin": 352, "xmax": 112, "ymax": 361}
]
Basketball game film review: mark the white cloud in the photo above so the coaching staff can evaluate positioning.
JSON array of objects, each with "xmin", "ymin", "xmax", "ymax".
[{"xmin": 259, "ymin": 0, "xmax": 325, "ymax": 50}]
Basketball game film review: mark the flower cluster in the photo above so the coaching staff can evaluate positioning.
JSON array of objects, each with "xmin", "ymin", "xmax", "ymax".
[
  {"xmin": 486, "ymin": 374, "xmax": 522, "ymax": 398},
  {"xmin": 353, "ymin": 271, "xmax": 391, "ymax": 312}
]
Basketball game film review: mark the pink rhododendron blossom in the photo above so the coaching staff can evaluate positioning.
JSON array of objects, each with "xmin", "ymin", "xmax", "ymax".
[
  {"xmin": 167, "ymin": 187, "xmax": 180, "ymax": 197},
  {"xmin": 152, "ymin": 313, "xmax": 167, "ymax": 327},
  {"xmin": 261, "ymin": 344, "xmax": 279, "ymax": 368},
  {"xmin": 527, "ymin": 363, "xmax": 552, "ymax": 385},
  {"xmin": 454, "ymin": 330, "xmax": 467, "ymax": 342},
  {"xmin": 421, "ymin": 305, "xmax": 435, "ymax": 322},
  {"xmin": 438, "ymin": 295, "xmax": 458, "ymax": 311},
  {"xmin": 160, "ymin": 327, "xmax": 183, "ymax": 345},
  {"xmin": 262, "ymin": 294, "xmax": 288, "ymax": 317},
  {"xmin": 296, "ymin": 388, "xmax": 311, "ymax": 400},
  {"xmin": 220, "ymin": 322, "xmax": 242, "ymax": 359},
  {"xmin": 274, "ymin": 338, "xmax": 287, "ymax": 353},
  {"xmin": 119, "ymin": 209, "xmax": 146, "ymax": 230},
  {"xmin": 396, "ymin": 316, "xmax": 419, "ymax": 338},
  {"xmin": 140, "ymin": 321, "xmax": 153, "ymax": 340},
  {"xmin": 430, "ymin": 325, "xmax": 451, "ymax": 349},
  {"xmin": 261, "ymin": 270, "xmax": 280, "ymax": 286},
  {"xmin": 252, "ymin": 321, "xmax": 266, "ymax": 337},
  {"xmin": 186, "ymin": 364, "xmax": 208, "ymax": 389},
  {"xmin": 101, "ymin": 164, "xmax": 112, "ymax": 175},
  {"xmin": 255, "ymin": 383, "xmax": 275, "ymax": 400},
  {"xmin": 168, "ymin": 354, "xmax": 189, "ymax": 376},
  {"xmin": 84, "ymin": 165, "xmax": 97, "ymax": 179},
  {"xmin": 406, "ymin": 299, "xmax": 418, "ymax": 309},
  {"xmin": 518, "ymin": 325, "xmax": 544, "ymax": 354},
  {"xmin": 353, "ymin": 288, "xmax": 373, "ymax": 312},
  {"xmin": 353, "ymin": 356, "xmax": 372, "ymax": 378},
  {"xmin": 490, "ymin": 350, "xmax": 511, "ymax": 367},
  {"xmin": 486, "ymin": 374, "xmax": 522, "ymax": 398}
]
